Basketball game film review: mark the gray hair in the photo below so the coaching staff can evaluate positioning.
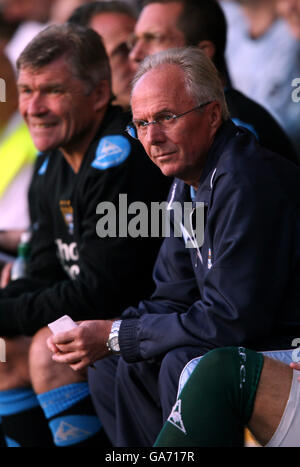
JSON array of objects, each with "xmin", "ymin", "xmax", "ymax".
[
  {"xmin": 17, "ymin": 23, "xmax": 112, "ymax": 96},
  {"xmin": 131, "ymin": 47, "xmax": 230, "ymax": 121}
]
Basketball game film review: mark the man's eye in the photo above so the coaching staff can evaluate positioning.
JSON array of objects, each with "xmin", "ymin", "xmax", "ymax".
[
  {"xmin": 144, "ymin": 34, "xmax": 164, "ymax": 44},
  {"xmin": 49, "ymin": 88, "xmax": 63, "ymax": 94},
  {"xmin": 158, "ymin": 114, "xmax": 174, "ymax": 123},
  {"xmin": 136, "ymin": 120, "xmax": 148, "ymax": 129},
  {"xmin": 19, "ymin": 88, "xmax": 32, "ymax": 95}
]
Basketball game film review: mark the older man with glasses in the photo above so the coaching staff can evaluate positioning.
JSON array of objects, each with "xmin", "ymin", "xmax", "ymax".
[{"xmin": 48, "ymin": 47, "xmax": 300, "ymax": 447}]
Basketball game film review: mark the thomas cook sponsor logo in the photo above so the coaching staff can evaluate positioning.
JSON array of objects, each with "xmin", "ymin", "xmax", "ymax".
[{"xmin": 55, "ymin": 239, "xmax": 80, "ymax": 279}]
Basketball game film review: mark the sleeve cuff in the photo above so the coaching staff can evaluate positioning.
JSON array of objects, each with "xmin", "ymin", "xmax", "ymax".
[{"xmin": 119, "ymin": 319, "xmax": 142, "ymax": 362}]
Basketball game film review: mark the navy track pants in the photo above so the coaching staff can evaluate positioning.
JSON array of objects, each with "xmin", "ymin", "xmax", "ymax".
[{"xmin": 88, "ymin": 346, "xmax": 206, "ymax": 447}]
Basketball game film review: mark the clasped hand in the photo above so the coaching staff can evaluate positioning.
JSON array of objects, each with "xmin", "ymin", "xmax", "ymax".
[{"xmin": 47, "ymin": 320, "xmax": 113, "ymax": 371}]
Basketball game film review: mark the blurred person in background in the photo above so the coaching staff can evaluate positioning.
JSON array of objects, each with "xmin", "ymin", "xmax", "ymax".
[
  {"xmin": 1, "ymin": 0, "xmax": 88, "ymax": 67},
  {"xmin": 221, "ymin": 0, "xmax": 300, "ymax": 158},
  {"xmin": 129, "ymin": 0, "xmax": 299, "ymax": 163},
  {"xmin": 0, "ymin": 52, "xmax": 37, "ymax": 262},
  {"xmin": 0, "ymin": 11, "xmax": 19, "ymax": 52},
  {"xmin": 276, "ymin": 0, "xmax": 300, "ymax": 37},
  {"xmin": 69, "ymin": 1, "xmax": 137, "ymax": 109},
  {"xmin": 1, "ymin": 0, "xmax": 52, "ymax": 67},
  {"xmin": 50, "ymin": 0, "xmax": 90, "ymax": 24},
  {"xmin": 122, "ymin": 0, "xmax": 143, "ymax": 12},
  {"xmin": 0, "ymin": 0, "xmax": 51, "ymax": 23}
]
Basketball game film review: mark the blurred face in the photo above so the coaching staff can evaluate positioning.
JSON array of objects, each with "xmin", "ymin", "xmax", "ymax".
[
  {"xmin": 129, "ymin": 2, "xmax": 186, "ymax": 72},
  {"xmin": 0, "ymin": 53, "xmax": 18, "ymax": 128},
  {"xmin": 90, "ymin": 12, "xmax": 136, "ymax": 108},
  {"xmin": 131, "ymin": 64, "xmax": 220, "ymax": 188},
  {"xmin": 17, "ymin": 56, "xmax": 104, "ymax": 154},
  {"xmin": 276, "ymin": 0, "xmax": 300, "ymax": 38},
  {"xmin": 50, "ymin": 0, "xmax": 87, "ymax": 24},
  {"xmin": 0, "ymin": 0, "xmax": 51, "ymax": 22}
]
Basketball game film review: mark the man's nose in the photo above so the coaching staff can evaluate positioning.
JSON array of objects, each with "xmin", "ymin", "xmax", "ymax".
[
  {"xmin": 27, "ymin": 93, "xmax": 48, "ymax": 115},
  {"xmin": 145, "ymin": 122, "xmax": 166, "ymax": 145},
  {"xmin": 129, "ymin": 39, "xmax": 146, "ymax": 69}
]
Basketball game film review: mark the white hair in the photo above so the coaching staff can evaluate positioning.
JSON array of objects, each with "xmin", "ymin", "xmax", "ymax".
[{"xmin": 131, "ymin": 47, "xmax": 230, "ymax": 121}]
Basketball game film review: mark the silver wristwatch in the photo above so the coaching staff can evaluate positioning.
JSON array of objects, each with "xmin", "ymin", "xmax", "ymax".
[{"xmin": 106, "ymin": 320, "xmax": 122, "ymax": 355}]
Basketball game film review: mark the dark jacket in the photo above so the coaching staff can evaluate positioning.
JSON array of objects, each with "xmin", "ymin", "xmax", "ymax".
[
  {"xmin": 226, "ymin": 87, "xmax": 299, "ymax": 164},
  {"xmin": 0, "ymin": 105, "xmax": 171, "ymax": 336},
  {"xmin": 120, "ymin": 120, "xmax": 300, "ymax": 362}
]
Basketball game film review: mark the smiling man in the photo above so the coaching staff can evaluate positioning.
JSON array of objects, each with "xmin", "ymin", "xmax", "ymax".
[
  {"xmin": 48, "ymin": 48, "xmax": 300, "ymax": 447},
  {"xmin": 18, "ymin": 56, "xmax": 106, "ymax": 170},
  {"xmin": 0, "ymin": 23, "xmax": 170, "ymax": 447}
]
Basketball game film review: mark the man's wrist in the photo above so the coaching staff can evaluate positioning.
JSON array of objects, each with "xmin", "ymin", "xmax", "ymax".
[{"xmin": 106, "ymin": 319, "xmax": 122, "ymax": 355}]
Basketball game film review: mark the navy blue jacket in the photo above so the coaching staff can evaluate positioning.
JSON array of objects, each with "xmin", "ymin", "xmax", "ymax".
[{"xmin": 120, "ymin": 120, "xmax": 300, "ymax": 362}]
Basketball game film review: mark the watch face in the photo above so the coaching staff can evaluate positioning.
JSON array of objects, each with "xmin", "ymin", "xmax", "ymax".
[{"xmin": 110, "ymin": 336, "xmax": 120, "ymax": 352}]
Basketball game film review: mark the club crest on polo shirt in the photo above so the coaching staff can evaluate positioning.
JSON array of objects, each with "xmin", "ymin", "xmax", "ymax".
[
  {"xmin": 91, "ymin": 135, "xmax": 131, "ymax": 170},
  {"xmin": 59, "ymin": 200, "xmax": 74, "ymax": 235}
]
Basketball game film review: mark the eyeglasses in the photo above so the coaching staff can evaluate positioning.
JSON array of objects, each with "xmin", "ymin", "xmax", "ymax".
[
  {"xmin": 126, "ymin": 102, "xmax": 213, "ymax": 140},
  {"xmin": 126, "ymin": 32, "xmax": 167, "ymax": 51}
]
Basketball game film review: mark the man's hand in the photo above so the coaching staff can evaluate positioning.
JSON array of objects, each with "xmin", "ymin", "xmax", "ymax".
[
  {"xmin": 47, "ymin": 320, "xmax": 114, "ymax": 371},
  {"xmin": 0, "ymin": 262, "xmax": 13, "ymax": 288}
]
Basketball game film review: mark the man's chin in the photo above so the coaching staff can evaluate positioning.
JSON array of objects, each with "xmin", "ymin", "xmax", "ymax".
[
  {"xmin": 157, "ymin": 162, "xmax": 178, "ymax": 179},
  {"xmin": 32, "ymin": 138, "xmax": 58, "ymax": 152}
]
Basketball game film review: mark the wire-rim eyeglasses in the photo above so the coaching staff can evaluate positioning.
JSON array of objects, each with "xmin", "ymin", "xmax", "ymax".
[{"xmin": 125, "ymin": 101, "xmax": 213, "ymax": 140}]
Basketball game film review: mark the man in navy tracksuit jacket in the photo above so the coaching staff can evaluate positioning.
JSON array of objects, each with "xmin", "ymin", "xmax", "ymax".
[
  {"xmin": 49, "ymin": 48, "xmax": 300, "ymax": 447},
  {"xmin": 87, "ymin": 122, "xmax": 300, "ymax": 446}
]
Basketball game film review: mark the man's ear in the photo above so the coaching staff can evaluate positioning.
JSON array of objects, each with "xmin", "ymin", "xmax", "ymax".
[
  {"xmin": 209, "ymin": 101, "xmax": 222, "ymax": 134},
  {"xmin": 93, "ymin": 80, "xmax": 111, "ymax": 111},
  {"xmin": 197, "ymin": 40, "xmax": 216, "ymax": 61}
]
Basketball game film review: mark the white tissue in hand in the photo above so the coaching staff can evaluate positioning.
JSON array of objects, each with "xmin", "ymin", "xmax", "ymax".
[{"xmin": 48, "ymin": 315, "xmax": 78, "ymax": 335}]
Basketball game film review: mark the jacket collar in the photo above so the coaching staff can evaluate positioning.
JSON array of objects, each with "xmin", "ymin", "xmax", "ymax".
[{"xmin": 197, "ymin": 119, "xmax": 237, "ymax": 189}]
